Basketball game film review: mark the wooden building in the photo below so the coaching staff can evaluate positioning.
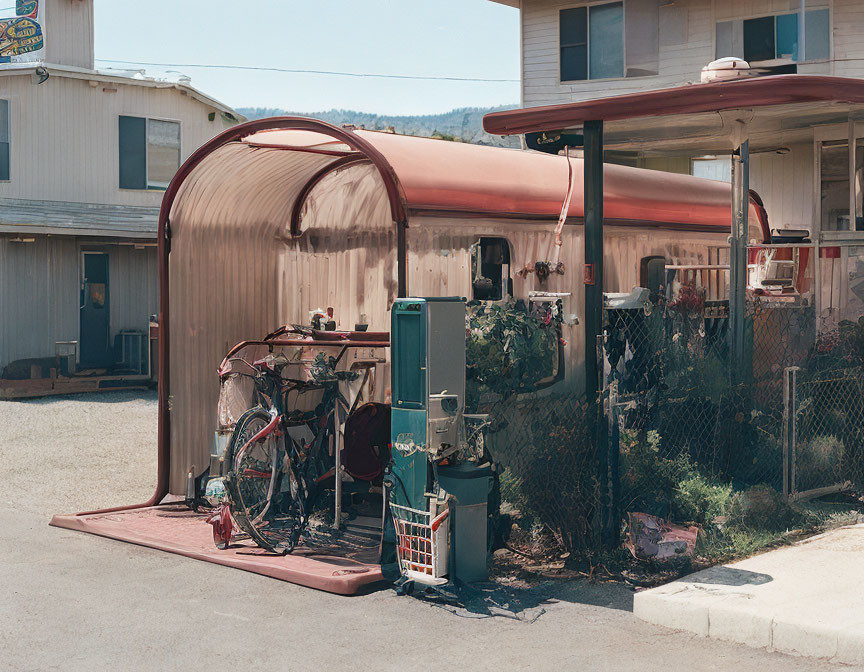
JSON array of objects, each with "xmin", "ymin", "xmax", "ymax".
[
  {"xmin": 490, "ymin": 1, "xmax": 864, "ymax": 318},
  {"xmin": 0, "ymin": 0, "xmax": 241, "ymax": 392}
]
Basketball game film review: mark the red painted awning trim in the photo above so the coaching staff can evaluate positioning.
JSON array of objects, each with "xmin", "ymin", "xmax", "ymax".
[{"xmin": 483, "ymin": 75, "xmax": 864, "ymax": 136}]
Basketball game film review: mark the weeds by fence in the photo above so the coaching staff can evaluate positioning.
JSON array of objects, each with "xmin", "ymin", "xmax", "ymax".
[{"xmin": 472, "ymin": 290, "xmax": 864, "ymax": 563}]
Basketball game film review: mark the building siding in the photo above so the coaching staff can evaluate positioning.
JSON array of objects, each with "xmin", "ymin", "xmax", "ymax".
[
  {"xmin": 519, "ymin": 0, "xmax": 849, "ymax": 109},
  {"xmin": 0, "ymin": 237, "xmax": 158, "ymax": 370},
  {"xmin": 43, "ymin": 0, "xmax": 95, "ymax": 69},
  {"xmin": 0, "ymin": 72, "xmax": 235, "ymax": 209},
  {"xmin": 0, "ymin": 236, "xmax": 77, "ymax": 369}
]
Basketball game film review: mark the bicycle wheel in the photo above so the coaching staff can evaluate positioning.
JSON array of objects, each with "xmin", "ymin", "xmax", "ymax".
[{"xmin": 224, "ymin": 408, "xmax": 304, "ymax": 554}]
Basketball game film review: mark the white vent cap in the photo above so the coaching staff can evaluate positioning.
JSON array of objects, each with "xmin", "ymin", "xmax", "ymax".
[{"xmin": 701, "ymin": 57, "xmax": 752, "ymax": 83}]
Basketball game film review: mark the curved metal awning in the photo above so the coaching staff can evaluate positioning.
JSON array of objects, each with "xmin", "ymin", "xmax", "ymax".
[{"xmin": 160, "ymin": 116, "xmax": 767, "ymax": 238}]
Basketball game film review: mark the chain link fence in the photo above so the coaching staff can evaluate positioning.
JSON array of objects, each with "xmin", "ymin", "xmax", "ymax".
[
  {"xmin": 464, "ymin": 288, "xmax": 864, "ymax": 563},
  {"xmin": 791, "ymin": 367, "xmax": 864, "ymax": 498}
]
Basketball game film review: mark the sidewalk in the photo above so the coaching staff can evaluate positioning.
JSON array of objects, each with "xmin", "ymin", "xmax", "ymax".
[{"xmin": 634, "ymin": 524, "xmax": 864, "ymax": 665}]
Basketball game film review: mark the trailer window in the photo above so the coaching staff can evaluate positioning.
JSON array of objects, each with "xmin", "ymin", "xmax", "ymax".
[
  {"xmin": 640, "ymin": 256, "xmax": 667, "ymax": 299},
  {"xmin": 471, "ymin": 237, "xmax": 512, "ymax": 301}
]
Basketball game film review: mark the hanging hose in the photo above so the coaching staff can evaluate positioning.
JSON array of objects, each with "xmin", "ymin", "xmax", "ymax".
[{"xmin": 551, "ymin": 146, "xmax": 576, "ymax": 265}]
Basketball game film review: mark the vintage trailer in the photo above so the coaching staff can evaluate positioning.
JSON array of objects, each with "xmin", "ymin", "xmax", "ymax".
[
  {"xmin": 52, "ymin": 117, "xmax": 768, "ymax": 592},
  {"xmin": 157, "ymin": 117, "xmax": 768, "ymax": 496}
]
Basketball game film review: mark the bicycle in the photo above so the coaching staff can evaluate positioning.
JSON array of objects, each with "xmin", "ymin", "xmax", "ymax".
[{"xmin": 219, "ymin": 350, "xmax": 355, "ymax": 554}]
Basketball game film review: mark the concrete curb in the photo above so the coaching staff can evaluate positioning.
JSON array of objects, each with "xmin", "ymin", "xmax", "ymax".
[{"xmin": 633, "ymin": 524, "xmax": 864, "ymax": 665}]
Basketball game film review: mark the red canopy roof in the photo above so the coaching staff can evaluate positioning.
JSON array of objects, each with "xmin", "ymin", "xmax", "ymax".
[
  {"xmin": 158, "ymin": 118, "xmax": 767, "ymax": 255},
  {"xmin": 348, "ymin": 129, "xmax": 764, "ymax": 232},
  {"xmin": 483, "ymin": 75, "xmax": 864, "ymax": 136}
]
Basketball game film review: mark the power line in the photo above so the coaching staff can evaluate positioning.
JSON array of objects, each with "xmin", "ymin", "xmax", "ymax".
[{"xmin": 95, "ymin": 58, "xmax": 519, "ymax": 84}]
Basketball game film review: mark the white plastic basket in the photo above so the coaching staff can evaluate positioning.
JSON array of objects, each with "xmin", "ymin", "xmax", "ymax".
[{"xmin": 390, "ymin": 502, "xmax": 449, "ymax": 585}]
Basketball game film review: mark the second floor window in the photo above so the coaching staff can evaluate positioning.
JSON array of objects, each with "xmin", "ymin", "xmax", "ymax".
[
  {"xmin": 118, "ymin": 116, "xmax": 180, "ymax": 191},
  {"xmin": 560, "ymin": 1, "xmax": 660, "ymax": 82},
  {"xmin": 0, "ymin": 99, "xmax": 9, "ymax": 181},
  {"xmin": 716, "ymin": 9, "xmax": 830, "ymax": 64}
]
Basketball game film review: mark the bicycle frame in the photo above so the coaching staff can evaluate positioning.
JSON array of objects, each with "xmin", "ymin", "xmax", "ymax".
[{"xmin": 227, "ymin": 358, "xmax": 351, "ymax": 550}]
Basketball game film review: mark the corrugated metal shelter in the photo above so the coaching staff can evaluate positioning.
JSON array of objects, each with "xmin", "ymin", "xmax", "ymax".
[
  {"xmin": 52, "ymin": 117, "xmax": 768, "ymax": 592},
  {"xmin": 156, "ymin": 117, "xmax": 766, "ymax": 497}
]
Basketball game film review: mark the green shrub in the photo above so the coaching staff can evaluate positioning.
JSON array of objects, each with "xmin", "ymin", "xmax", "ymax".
[
  {"xmin": 465, "ymin": 300, "xmax": 561, "ymax": 409},
  {"xmin": 486, "ymin": 395, "xmax": 600, "ymax": 554},
  {"xmin": 672, "ymin": 476, "xmax": 733, "ymax": 526},
  {"xmin": 726, "ymin": 484, "xmax": 801, "ymax": 531},
  {"xmin": 796, "ymin": 434, "xmax": 844, "ymax": 492},
  {"xmin": 619, "ymin": 429, "xmax": 695, "ymax": 518}
]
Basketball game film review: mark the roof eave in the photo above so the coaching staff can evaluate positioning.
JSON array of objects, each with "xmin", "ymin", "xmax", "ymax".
[{"xmin": 0, "ymin": 62, "xmax": 243, "ymax": 119}]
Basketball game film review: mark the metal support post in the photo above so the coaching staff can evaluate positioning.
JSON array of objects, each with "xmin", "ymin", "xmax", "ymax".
[
  {"xmin": 782, "ymin": 366, "xmax": 800, "ymax": 500},
  {"xmin": 583, "ymin": 120, "xmax": 610, "ymax": 545},
  {"xmin": 333, "ymin": 397, "xmax": 343, "ymax": 530},
  {"xmin": 730, "ymin": 141, "xmax": 749, "ymax": 384},
  {"xmin": 584, "ymin": 120, "xmax": 604, "ymax": 402}
]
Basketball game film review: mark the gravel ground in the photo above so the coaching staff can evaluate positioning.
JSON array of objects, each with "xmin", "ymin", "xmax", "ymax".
[{"xmin": 0, "ymin": 391, "xmax": 157, "ymax": 517}]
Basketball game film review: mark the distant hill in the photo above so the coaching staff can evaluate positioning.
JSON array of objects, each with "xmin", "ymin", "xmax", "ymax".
[{"xmin": 236, "ymin": 105, "xmax": 520, "ymax": 148}]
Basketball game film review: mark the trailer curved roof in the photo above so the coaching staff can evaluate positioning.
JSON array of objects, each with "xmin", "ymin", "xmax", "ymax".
[{"xmin": 160, "ymin": 116, "xmax": 767, "ymax": 239}]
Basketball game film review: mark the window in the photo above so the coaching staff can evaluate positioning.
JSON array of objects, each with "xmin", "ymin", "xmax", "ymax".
[
  {"xmin": 560, "ymin": 1, "xmax": 660, "ymax": 82},
  {"xmin": 640, "ymin": 256, "xmax": 667, "ymax": 299},
  {"xmin": 0, "ymin": 99, "xmax": 9, "ymax": 181},
  {"xmin": 470, "ymin": 237, "xmax": 512, "ymax": 301},
  {"xmin": 716, "ymin": 9, "xmax": 830, "ymax": 63},
  {"xmin": 560, "ymin": 3, "xmax": 624, "ymax": 81},
  {"xmin": 691, "ymin": 156, "xmax": 732, "ymax": 183},
  {"xmin": 118, "ymin": 116, "xmax": 180, "ymax": 190},
  {"xmin": 820, "ymin": 139, "xmax": 864, "ymax": 233}
]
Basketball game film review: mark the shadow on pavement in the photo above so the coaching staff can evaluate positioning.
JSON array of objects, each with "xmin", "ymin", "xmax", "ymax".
[
  {"xmin": 680, "ymin": 566, "xmax": 773, "ymax": 586},
  {"xmin": 406, "ymin": 578, "xmax": 634, "ymax": 622}
]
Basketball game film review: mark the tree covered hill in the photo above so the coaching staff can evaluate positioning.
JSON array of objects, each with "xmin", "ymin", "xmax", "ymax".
[{"xmin": 236, "ymin": 105, "xmax": 520, "ymax": 148}]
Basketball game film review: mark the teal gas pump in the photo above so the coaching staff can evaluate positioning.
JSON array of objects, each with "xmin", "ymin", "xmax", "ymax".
[
  {"xmin": 388, "ymin": 297, "xmax": 491, "ymax": 587},
  {"xmin": 390, "ymin": 297, "xmax": 465, "ymax": 509}
]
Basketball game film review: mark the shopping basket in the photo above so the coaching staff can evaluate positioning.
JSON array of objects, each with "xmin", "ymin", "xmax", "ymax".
[{"xmin": 390, "ymin": 502, "xmax": 449, "ymax": 585}]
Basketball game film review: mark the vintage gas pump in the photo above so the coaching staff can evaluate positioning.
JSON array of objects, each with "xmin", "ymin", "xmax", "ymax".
[{"xmin": 388, "ymin": 297, "xmax": 492, "ymax": 588}]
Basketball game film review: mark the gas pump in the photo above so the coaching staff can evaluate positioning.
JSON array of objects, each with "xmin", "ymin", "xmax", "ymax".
[{"xmin": 388, "ymin": 297, "xmax": 492, "ymax": 589}]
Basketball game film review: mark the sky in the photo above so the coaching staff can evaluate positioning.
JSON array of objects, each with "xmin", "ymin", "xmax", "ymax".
[{"xmin": 92, "ymin": 0, "xmax": 521, "ymax": 115}]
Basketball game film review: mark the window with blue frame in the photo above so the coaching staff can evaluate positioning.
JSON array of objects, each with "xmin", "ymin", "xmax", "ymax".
[
  {"xmin": 560, "ymin": 1, "xmax": 660, "ymax": 82},
  {"xmin": 716, "ymin": 9, "xmax": 830, "ymax": 63},
  {"xmin": 559, "ymin": 2, "xmax": 625, "ymax": 81}
]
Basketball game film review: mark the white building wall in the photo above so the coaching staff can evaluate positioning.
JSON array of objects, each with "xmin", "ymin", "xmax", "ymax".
[
  {"xmin": 0, "ymin": 236, "xmax": 77, "ymax": 369},
  {"xmin": 43, "ymin": 0, "xmax": 95, "ymax": 69},
  {"xmin": 0, "ymin": 71, "xmax": 235, "ymax": 208},
  {"xmin": 749, "ymin": 143, "xmax": 816, "ymax": 232},
  {"xmin": 0, "ymin": 238, "xmax": 159, "ymax": 371},
  {"xmin": 519, "ymin": 0, "xmax": 854, "ymax": 109}
]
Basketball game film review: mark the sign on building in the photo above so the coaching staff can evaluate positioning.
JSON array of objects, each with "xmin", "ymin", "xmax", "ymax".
[{"xmin": 0, "ymin": 0, "xmax": 45, "ymax": 64}]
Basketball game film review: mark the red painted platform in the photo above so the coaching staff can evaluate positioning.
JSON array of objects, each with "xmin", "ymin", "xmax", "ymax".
[{"xmin": 50, "ymin": 504, "xmax": 385, "ymax": 595}]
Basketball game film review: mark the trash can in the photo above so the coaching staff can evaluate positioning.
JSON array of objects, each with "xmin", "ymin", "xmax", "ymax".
[{"xmin": 437, "ymin": 462, "xmax": 492, "ymax": 583}]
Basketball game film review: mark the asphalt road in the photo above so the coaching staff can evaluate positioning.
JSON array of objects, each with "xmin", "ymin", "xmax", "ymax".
[{"xmin": 1, "ymin": 392, "xmax": 859, "ymax": 671}]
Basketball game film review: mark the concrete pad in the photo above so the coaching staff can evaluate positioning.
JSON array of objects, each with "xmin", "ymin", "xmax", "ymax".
[{"xmin": 634, "ymin": 524, "xmax": 864, "ymax": 665}]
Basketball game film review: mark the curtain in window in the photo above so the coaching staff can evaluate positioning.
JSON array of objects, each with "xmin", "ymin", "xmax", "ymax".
[
  {"xmin": 147, "ymin": 119, "xmax": 181, "ymax": 190},
  {"xmin": 589, "ymin": 2, "xmax": 624, "ymax": 79},
  {"xmin": 805, "ymin": 9, "xmax": 830, "ymax": 61},
  {"xmin": 625, "ymin": 0, "xmax": 659, "ymax": 77}
]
